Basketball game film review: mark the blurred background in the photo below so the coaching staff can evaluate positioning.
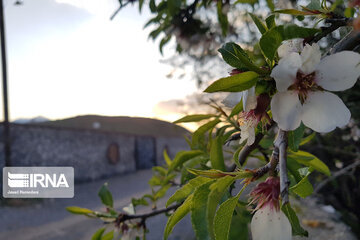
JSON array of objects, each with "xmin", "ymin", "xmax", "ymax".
[{"xmin": 0, "ymin": 0, "xmax": 359, "ymax": 239}]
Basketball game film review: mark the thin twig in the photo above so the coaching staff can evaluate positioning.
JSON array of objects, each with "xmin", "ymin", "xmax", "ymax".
[
  {"xmin": 274, "ymin": 129, "xmax": 289, "ymax": 205},
  {"xmin": 238, "ymin": 133, "xmax": 264, "ymax": 165},
  {"xmin": 314, "ymin": 159, "xmax": 360, "ymax": 193},
  {"xmin": 306, "ymin": 18, "xmax": 351, "ymax": 44},
  {"xmin": 110, "ymin": 1, "xmax": 131, "ymax": 20},
  {"xmin": 331, "ymin": 30, "xmax": 360, "ymax": 53},
  {"xmin": 116, "ymin": 203, "xmax": 181, "ymax": 225}
]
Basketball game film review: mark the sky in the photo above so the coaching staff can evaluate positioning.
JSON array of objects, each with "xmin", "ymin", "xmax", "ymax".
[{"xmin": 0, "ymin": 0, "xmax": 198, "ymax": 123}]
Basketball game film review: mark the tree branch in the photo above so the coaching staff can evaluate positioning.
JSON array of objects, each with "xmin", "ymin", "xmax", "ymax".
[
  {"xmin": 306, "ymin": 17, "xmax": 351, "ymax": 44},
  {"xmin": 330, "ymin": 30, "xmax": 360, "ymax": 53},
  {"xmin": 238, "ymin": 133, "xmax": 264, "ymax": 165},
  {"xmin": 314, "ymin": 159, "xmax": 360, "ymax": 193},
  {"xmin": 274, "ymin": 129, "xmax": 289, "ymax": 205},
  {"xmin": 116, "ymin": 203, "xmax": 181, "ymax": 225}
]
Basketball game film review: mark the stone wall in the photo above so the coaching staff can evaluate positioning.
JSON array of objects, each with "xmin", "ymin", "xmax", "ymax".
[{"xmin": 0, "ymin": 124, "xmax": 189, "ymax": 181}]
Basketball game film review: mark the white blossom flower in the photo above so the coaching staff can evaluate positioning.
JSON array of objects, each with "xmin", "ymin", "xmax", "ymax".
[
  {"xmin": 251, "ymin": 204, "xmax": 292, "ymax": 240},
  {"xmin": 222, "ymin": 86, "xmax": 257, "ymax": 145},
  {"xmin": 250, "ymin": 177, "xmax": 292, "ymax": 240},
  {"xmin": 277, "ymin": 38, "xmax": 303, "ymax": 58},
  {"xmin": 121, "ymin": 227, "xmax": 143, "ymax": 240},
  {"xmin": 222, "ymin": 86, "xmax": 257, "ymax": 111},
  {"xmin": 270, "ymin": 43, "xmax": 360, "ymax": 132}
]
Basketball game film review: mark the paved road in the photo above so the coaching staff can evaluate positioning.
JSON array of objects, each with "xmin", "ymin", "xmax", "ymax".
[{"xmin": 0, "ymin": 170, "xmax": 195, "ymax": 240}]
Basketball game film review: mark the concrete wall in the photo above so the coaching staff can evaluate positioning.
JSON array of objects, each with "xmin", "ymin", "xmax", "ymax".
[{"xmin": 0, "ymin": 124, "xmax": 189, "ymax": 181}]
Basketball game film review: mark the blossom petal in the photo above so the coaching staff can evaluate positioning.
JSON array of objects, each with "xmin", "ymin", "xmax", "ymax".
[
  {"xmin": 315, "ymin": 51, "xmax": 360, "ymax": 91},
  {"xmin": 277, "ymin": 39, "xmax": 303, "ymax": 58},
  {"xmin": 302, "ymin": 91, "xmax": 350, "ymax": 133},
  {"xmin": 271, "ymin": 91, "xmax": 302, "ymax": 131},
  {"xmin": 251, "ymin": 205, "xmax": 292, "ymax": 240},
  {"xmin": 222, "ymin": 92, "xmax": 243, "ymax": 108},
  {"xmin": 300, "ymin": 43, "xmax": 321, "ymax": 74},
  {"xmin": 244, "ymin": 86, "xmax": 257, "ymax": 111},
  {"xmin": 270, "ymin": 53, "xmax": 301, "ymax": 92},
  {"xmin": 240, "ymin": 124, "xmax": 255, "ymax": 146}
]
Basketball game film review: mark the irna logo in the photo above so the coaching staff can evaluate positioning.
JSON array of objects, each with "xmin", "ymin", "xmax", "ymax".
[{"xmin": 8, "ymin": 172, "xmax": 69, "ymax": 188}]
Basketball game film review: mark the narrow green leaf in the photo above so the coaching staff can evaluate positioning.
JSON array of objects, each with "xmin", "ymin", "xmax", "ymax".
[
  {"xmin": 210, "ymin": 136, "xmax": 226, "ymax": 171},
  {"xmin": 191, "ymin": 181, "xmax": 215, "ymax": 240},
  {"xmin": 191, "ymin": 119, "xmax": 221, "ymax": 149},
  {"xmin": 229, "ymin": 99, "xmax": 243, "ymax": 117},
  {"xmin": 266, "ymin": 0, "xmax": 275, "ymax": 11},
  {"xmin": 66, "ymin": 206, "xmax": 93, "ymax": 215},
  {"xmin": 168, "ymin": 150, "xmax": 205, "ymax": 172},
  {"xmin": 138, "ymin": 0, "xmax": 144, "ymax": 12},
  {"xmin": 132, "ymin": 197, "xmax": 149, "ymax": 207},
  {"xmin": 288, "ymin": 123, "xmax": 305, "ymax": 152},
  {"xmin": 207, "ymin": 176, "xmax": 236, "ymax": 239},
  {"xmin": 249, "ymin": 13, "xmax": 267, "ymax": 34},
  {"xmin": 281, "ymin": 203, "xmax": 308, "ymax": 237},
  {"xmin": 288, "ymin": 150, "xmax": 330, "ymax": 176},
  {"xmin": 214, "ymin": 190, "xmax": 243, "ymax": 240},
  {"xmin": 188, "ymin": 168, "xmax": 252, "ymax": 179},
  {"xmin": 204, "ymin": 71, "xmax": 258, "ymax": 93},
  {"xmin": 300, "ymin": 132, "xmax": 315, "ymax": 146},
  {"xmin": 167, "ymin": 176, "xmax": 213, "ymax": 207},
  {"xmin": 164, "ymin": 194, "xmax": 193, "ymax": 240},
  {"xmin": 163, "ymin": 149, "xmax": 172, "ymax": 166},
  {"xmin": 217, "ymin": 0, "xmax": 229, "ymax": 36},
  {"xmin": 101, "ymin": 230, "xmax": 114, "ymax": 240},
  {"xmin": 98, "ymin": 183, "xmax": 114, "ymax": 207},
  {"xmin": 154, "ymin": 183, "xmax": 172, "ymax": 200},
  {"xmin": 91, "ymin": 228, "xmax": 106, "ymax": 240},
  {"xmin": 174, "ymin": 114, "xmax": 217, "ymax": 123},
  {"xmin": 265, "ymin": 15, "xmax": 276, "ymax": 29},
  {"xmin": 159, "ymin": 35, "xmax": 171, "ymax": 55},
  {"xmin": 306, "ymin": 0, "xmax": 321, "ymax": 10},
  {"xmin": 260, "ymin": 24, "xmax": 320, "ymax": 61}
]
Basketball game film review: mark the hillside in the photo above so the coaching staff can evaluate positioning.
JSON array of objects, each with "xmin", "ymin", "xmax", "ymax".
[{"xmin": 35, "ymin": 115, "xmax": 190, "ymax": 137}]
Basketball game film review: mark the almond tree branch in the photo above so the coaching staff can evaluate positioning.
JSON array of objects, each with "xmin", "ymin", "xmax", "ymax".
[
  {"xmin": 238, "ymin": 133, "xmax": 264, "ymax": 165},
  {"xmin": 274, "ymin": 129, "xmax": 289, "ymax": 205},
  {"xmin": 115, "ymin": 203, "xmax": 181, "ymax": 225}
]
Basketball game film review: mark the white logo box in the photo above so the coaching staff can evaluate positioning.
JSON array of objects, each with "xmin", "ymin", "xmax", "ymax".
[{"xmin": 3, "ymin": 167, "xmax": 74, "ymax": 198}]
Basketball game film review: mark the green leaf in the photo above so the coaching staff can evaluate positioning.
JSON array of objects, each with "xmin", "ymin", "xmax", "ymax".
[
  {"xmin": 290, "ymin": 168, "xmax": 313, "ymax": 198},
  {"xmin": 101, "ymin": 230, "xmax": 114, "ymax": 240},
  {"xmin": 98, "ymin": 183, "xmax": 114, "ymax": 207},
  {"xmin": 214, "ymin": 193, "xmax": 240, "ymax": 240},
  {"xmin": 188, "ymin": 168, "xmax": 252, "ymax": 179},
  {"xmin": 265, "ymin": 15, "xmax": 276, "ymax": 29},
  {"xmin": 210, "ymin": 136, "xmax": 226, "ymax": 171},
  {"xmin": 300, "ymin": 132, "xmax": 315, "ymax": 146},
  {"xmin": 249, "ymin": 13, "xmax": 267, "ymax": 34},
  {"xmin": 159, "ymin": 35, "xmax": 171, "ymax": 55},
  {"xmin": 66, "ymin": 206, "xmax": 93, "ymax": 215},
  {"xmin": 149, "ymin": 0, "xmax": 156, "ymax": 12},
  {"xmin": 218, "ymin": 42, "xmax": 266, "ymax": 74},
  {"xmin": 288, "ymin": 150, "xmax": 330, "ymax": 176},
  {"xmin": 191, "ymin": 119, "xmax": 221, "ymax": 149},
  {"xmin": 168, "ymin": 150, "xmax": 205, "ymax": 172},
  {"xmin": 207, "ymin": 176, "xmax": 236, "ymax": 239},
  {"xmin": 204, "ymin": 71, "xmax": 258, "ymax": 93},
  {"xmin": 138, "ymin": 0, "xmax": 144, "ymax": 12},
  {"xmin": 260, "ymin": 24, "xmax": 319, "ymax": 61},
  {"xmin": 281, "ymin": 203, "xmax": 308, "ymax": 237},
  {"xmin": 174, "ymin": 114, "xmax": 217, "ymax": 123},
  {"xmin": 191, "ymin": 181, "xmax": 215, "ymax": 240},
  {"xmin": 163, "ymin": 149, "xmax": 172, "ymax": 166},
  {"xmin": 266, "ymin": 0, "xmax": 275, "ymax": 11},
  {"xmin": 288, "ymin": 123, "xmax": 305, "ymax": 152},
  {"xmin": 217, "ymin": 1, "xmax": 229, "ymax": 36},
  {"xmin": 91, "ymin": 228, "xmax": 106, "ymax": 240},
  {"xmin": 167, "ymin": 176, "xmax": 213, "ymax": 207},
  {"xmin": 229, "ymin": 100, "xmax": 243, "ymax": 117},
  {"xmin": 306, "ymin": 0, "xmax": 321, "ymax": 10},
  {"xmin": 154, "ymin": 183, "xmax": 172, "ymax": 200},
  {"xmin": 132, "ymin": 197, "xmax": 149, "ymax": 207},
  {"xmin": 164, "ymin": 194, "xmax": 193, "ymax": 240},
  {"xmin": 235, "ymin": 0, "xmax": 258, "ymax": 4}
]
